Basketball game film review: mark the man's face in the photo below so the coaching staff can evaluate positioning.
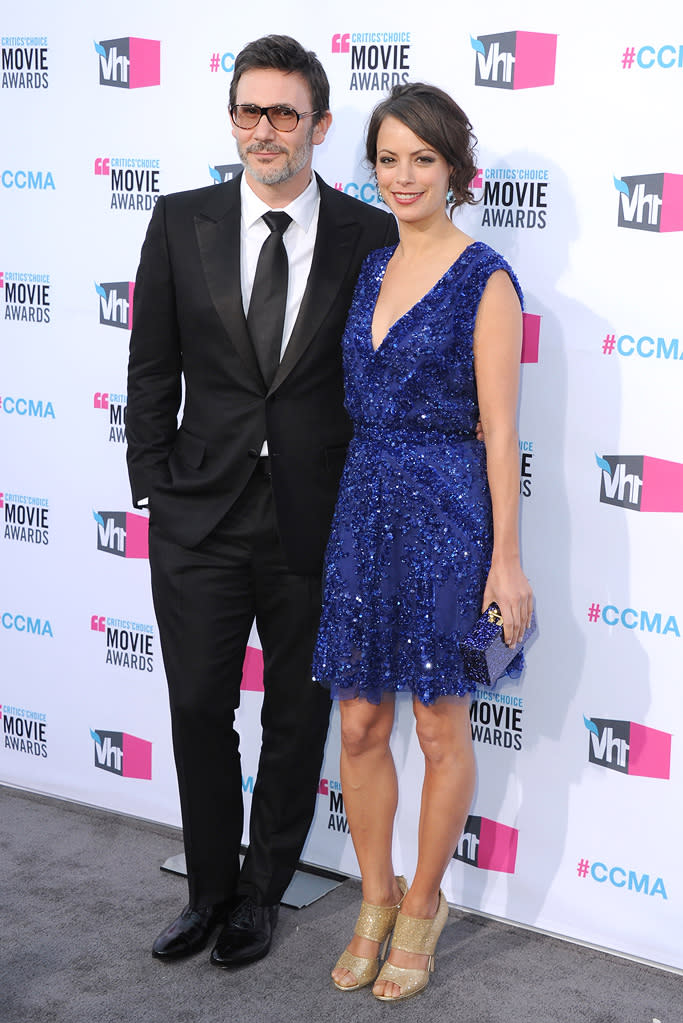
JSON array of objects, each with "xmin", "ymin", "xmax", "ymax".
[{"xmin": 231, "ymin": 68, "xmax": 330, "ymax": 194}]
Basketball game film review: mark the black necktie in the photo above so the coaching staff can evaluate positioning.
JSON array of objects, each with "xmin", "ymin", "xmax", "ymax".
[{"xmin": 247, "ymin": 211, "xmax": 292, "ymax": 388}]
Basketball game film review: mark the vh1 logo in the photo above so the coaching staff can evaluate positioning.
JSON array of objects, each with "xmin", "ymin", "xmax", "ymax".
[
  {"xmin": 209, "ymin": 162, "xmax": 243, "ymax": 184},
  {"xmin": 596, "ymin": 454, "xmax": 683, "ymax": 512},
  {"xmin": 453, "ymin": 814, "xmax": 518, "ymax": 873},
  {"xmin": 471, "ymin": 31, "xmax": 557, "ymax": 90},
  {"xmin": 94, "ymin": 38, "xmax": 160, "ymax": 89},
  {"xmin": 614, "ymin": 174, "xmax": 683, "ymax": 233},
  {"xmin": 584, "ymin": 717, "xmax": 671, "ymax": 779},
  {"xmin": 95, "ymin": 282, "xmax": 134, "ymax": 329},
  {"xmin": 93, "ymin": 510, "xmax": 148, "ymax": 558},
  {"xmin": 91, "ymin": 729, "xmax": 152, "ymax": 779}
]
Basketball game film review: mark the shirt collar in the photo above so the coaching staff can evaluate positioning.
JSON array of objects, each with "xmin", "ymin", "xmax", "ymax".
[{"xmin": 240, "ymin": 171, "xmax": 320, "ymax": 233}]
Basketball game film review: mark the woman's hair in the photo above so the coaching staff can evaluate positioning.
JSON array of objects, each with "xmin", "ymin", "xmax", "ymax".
[{"xmin": 365, "ymin": 82, "xmax": 478, "ymax": 207}]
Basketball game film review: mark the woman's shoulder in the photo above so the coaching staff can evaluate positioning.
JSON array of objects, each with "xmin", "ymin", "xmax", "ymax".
[
  {"xmin": 364, "ymin": 244, "xmax": 396, "ymax": 268},
  {"xmin": 465, "ymin": 240, "xmax": 514, "ymax": 272},
  {"xmin": 462, "ymin": 241, "xmax": 523, "ymax": 307}
]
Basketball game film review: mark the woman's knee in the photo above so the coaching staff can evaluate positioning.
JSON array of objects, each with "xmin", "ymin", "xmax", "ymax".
[
  {"xmin": 414, "ymin": 700, "xmax": 472, "ymax": 765},
  {"xmin": 340, "ymin": 700, "xmax": 393, "ymax": 757}
]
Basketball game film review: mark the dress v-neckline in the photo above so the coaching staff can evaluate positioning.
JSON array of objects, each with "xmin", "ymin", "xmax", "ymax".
[{"xmin": 370, "ymin": 242, "xmax": 481, "ymax": 353}]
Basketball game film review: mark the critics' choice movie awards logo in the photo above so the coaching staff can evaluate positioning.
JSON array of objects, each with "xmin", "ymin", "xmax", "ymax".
[
  {"xmin": 1, "ymin": 492, "xmax": 49, "ymax": 544},
  {"xmin": 330, "ymin": 31, "xmax": 411, "ymax": 91},
  {"xmin": 453, "ymin": 815, "xmax": 518, "ymax": 873},
  {"xmin": 93, "ymin": 510, "xmax": 148, "ymax": 559},
  {"xmin": 1, "ymin": 703, "xmax": 48, "ymax": 757},
  {"xmin": 1, "ymin": 271, "xmax": 50, "ymax": 323},
  {"xmin": 614, "ymin": 173, "xmax": 683, "ymax": 232},
  {"xmin": 584, "ymin": 716, "xmax": 671, "ymax": 779},
  {"xmin": 93, "ymin": 392, "xmax": 127, "ymax": 444},
  {"xmin": 595, "ymin": 454, "xmax": 683, "ymax": 512},
  {"xmin": 318, "ymin": 777, "xmax": 349, "ymax": 834},
  {"xmin": 94, "ymin": 157, "xmax": 160, "ymax": 211},
  {"xmin": 94, "ymin": 37, "xmax": 160, "ymax": 89},
  {"xmin": 519, "ymin": 439, "xmax": 534, "ymax": 497},
  {"xmin": 470, "ymin": 31, "xmax": 557, "ymax": 90},
  {"xmin": 599, "ymin": 331, "xmax": 683, "ymax": 362},
  {"xmin": 471, "ymin": 167, "xmax": 550, "ymax": 230},
  {"xmin": 209, "ymin": 162, "xmax": 242, "ymax": 185},
  {"xmin": 91, "ymin": 729, "xmax": 152, "ymax": 779},
  {"xmin": 95, "ymin": 281, "xmax": 134, "ymax": 329},
  {"xmin": 470, "ymin": 690, "xmax": 524, "ymax": 750},
  {"xmin": 91, "ymin": 614, "xmax": 154, "ymax": 672},
  {"xmin": 1, "ymin": 36, "xmax": 48, "ymax": 88}
]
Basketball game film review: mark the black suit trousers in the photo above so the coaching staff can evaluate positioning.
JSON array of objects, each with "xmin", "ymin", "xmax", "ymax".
[{"xmin": 148, "ymin": 464, "xmax": 332, "ymax": 908}]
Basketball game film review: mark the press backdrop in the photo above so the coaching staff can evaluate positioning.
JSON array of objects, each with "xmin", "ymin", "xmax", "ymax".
[{"xmin": 2, "ymin": 0, "xmax": 681, "ymax": 971}]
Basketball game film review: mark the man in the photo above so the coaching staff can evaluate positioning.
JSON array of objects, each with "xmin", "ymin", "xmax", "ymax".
[{"xmin": 126, "ymin": 35, "xmax": 397, "ymax": 968}]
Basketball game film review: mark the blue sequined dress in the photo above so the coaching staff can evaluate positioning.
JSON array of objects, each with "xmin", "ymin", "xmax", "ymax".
[{"xmin": 312, "ymin": 242, "xmax": 523, "ymax": 706}]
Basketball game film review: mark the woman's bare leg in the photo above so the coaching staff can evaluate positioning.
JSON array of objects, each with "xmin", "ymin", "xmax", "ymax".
[
  {"xmin": 373, "ymin": 694, "xmax": 475, "ymax": 998},
  {"xmin": 332, "ymin": 694, "xmax": 401, "ymax": 987}
]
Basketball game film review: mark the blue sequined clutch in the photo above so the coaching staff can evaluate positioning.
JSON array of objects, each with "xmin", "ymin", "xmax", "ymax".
[{"xmin": 459, "ymin": 604, "xmax": 536, "ymax": 688}]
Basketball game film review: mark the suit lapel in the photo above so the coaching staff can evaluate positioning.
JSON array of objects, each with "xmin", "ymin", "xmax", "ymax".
[
  {"xmin": 270, "ymin": 177, "xmax": 360, "ymax": 393},
  {"xmin": 194, "ymin": 176, "xmax": 265, "ymax": 389}
]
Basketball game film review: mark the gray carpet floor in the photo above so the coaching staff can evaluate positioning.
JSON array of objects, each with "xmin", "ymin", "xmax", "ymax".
[{"xmin": 1, "ymin": 784, "xmax": 680, "ymax": 1023}]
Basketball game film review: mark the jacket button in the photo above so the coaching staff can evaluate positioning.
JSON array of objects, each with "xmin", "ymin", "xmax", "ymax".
[{"xmin": 247, "ymin": 448, "xmax": 259, "ymax": 458}]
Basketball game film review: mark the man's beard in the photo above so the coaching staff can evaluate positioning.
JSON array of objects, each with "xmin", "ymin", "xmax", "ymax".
[{"xmin": 237, "ymin": 126, "xmax": 314, "ymax": 185}]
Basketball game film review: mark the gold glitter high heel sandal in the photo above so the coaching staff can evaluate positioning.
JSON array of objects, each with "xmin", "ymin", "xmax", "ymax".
[
  {"xmin": 372, "ymin": 889, "xmax": 449, "ymax": 1001},
  {"xmin": 332, "ymin": 876, "xmax": 407, "ymax": 992}
]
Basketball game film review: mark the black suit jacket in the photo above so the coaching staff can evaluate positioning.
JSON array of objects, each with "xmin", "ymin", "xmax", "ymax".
[{"xmin": 126, "ymin": 172, "xmax": 397, "ymax": 574}]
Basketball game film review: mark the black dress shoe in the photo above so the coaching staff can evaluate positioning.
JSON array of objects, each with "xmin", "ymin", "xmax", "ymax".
[
  {"xmin": 152, "ymin": 903, "xmax": 226, "ymax": 960},
  {"xmin": 210, "ymin": 897, "xmax": 279, "ymax": 968}
]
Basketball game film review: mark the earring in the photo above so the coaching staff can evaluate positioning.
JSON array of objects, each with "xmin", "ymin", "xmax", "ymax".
[{"xmin": 446, "ymin": 189, "xmax": 455, "ymax": 205}]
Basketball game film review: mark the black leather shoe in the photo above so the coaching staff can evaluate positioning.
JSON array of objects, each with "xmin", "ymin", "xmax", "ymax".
[
  {"xmin": 152, "ymin": 904, "xmax": 226, "ymax": 960},
  {"xmin": 210, "ymin": 897, "xmax": 279, "ymax": 968}
]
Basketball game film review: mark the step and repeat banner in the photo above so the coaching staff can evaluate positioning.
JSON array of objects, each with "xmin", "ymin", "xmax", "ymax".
[{"xmin": 2, "ymin": 0, "xmax": 681, "ymax": 971}]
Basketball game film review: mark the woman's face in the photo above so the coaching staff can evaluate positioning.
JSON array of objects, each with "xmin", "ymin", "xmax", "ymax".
[{"xmin": 374, "ymin": 115, "xmax": 452, "ymax": 227}]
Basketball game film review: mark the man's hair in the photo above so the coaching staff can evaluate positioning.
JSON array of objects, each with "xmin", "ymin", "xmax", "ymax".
[{"xmin": 230, "ymin": 35, "xmax": 330, "ymax": 125}]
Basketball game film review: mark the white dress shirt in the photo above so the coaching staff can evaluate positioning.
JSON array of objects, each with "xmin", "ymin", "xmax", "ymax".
[
  {"xmin": 240, "ymin": 171, "xmax": 320, "ymax": 360},
  {"xmin": 240, "ymin": 172, "xmax": 320, "ymax": 455}
]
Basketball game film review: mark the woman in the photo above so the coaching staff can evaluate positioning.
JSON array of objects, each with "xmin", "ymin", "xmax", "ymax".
[{"xmin": 312, "ymin": 83, "xmax": 533, "ymax": 1001}]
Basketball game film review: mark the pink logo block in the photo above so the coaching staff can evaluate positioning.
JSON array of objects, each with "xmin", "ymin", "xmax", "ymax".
[
  {"xmin": 122, "ymin": 732, "xmax": 152, "ymax": 779},
  {"xmin": 125, "ymin": 512, "xmax": 149, "ymax": 558},
  {"xmin": 521, "ymin": 313, "xmax": 540, "ymax": 363},
  {"xmin": 241, "ymin": 645, "xmax": 264, "ymax": 692},
  {"xmin": 628, "ymin": 723, "xmax": 671, "ymax": 779},
  {"xmin": 513, "ymin": 32, "xmax": 557, "ymax": 89},
  {"xmin": 660, "ymin": 173, "xmax": 683, "ymax": 232},
  {"xmin": 640, "ymin": 456, "xmax": 683, "ymax": 512},
  {"xmin": 331, "ymin": 33, "xmax": 350, "ymax": 54},
  {"xmin": 128, "ymin": 38, "xmax": 160, "ymax": 89},
  {"xmin": 478, "ymin": 817, "xmax": 518, "ymax": 873}
]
